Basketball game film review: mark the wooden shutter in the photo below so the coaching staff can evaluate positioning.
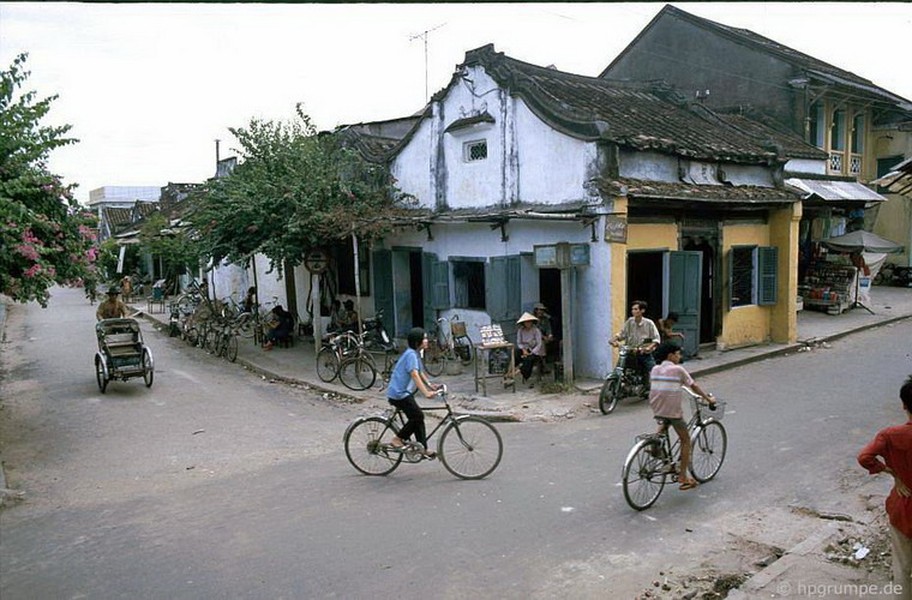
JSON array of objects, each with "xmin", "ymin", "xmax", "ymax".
[
  {"xmin": 758, "ymin": 246, "xmax": 778, "ymax": 305},
  {"xmin": 371, "ymin": 249, "xmax": 394, "ymax": 328}
]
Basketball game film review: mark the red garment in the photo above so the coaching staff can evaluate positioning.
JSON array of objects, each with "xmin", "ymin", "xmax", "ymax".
[{"xmin": 858, "ymin": 421, "xmax": 912, "ymax": 538}]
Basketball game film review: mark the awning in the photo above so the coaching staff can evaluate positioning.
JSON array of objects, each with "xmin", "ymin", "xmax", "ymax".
[{"xmin": 785, "ymin": 177, "xmax": 886, "ymax": 205}]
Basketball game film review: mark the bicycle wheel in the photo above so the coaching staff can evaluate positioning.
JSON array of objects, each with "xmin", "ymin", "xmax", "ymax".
[
  {"xmin": 344, "ymin": 417, "xmax": 402, "ymax": 476},
  {"xmin": 622, "ymin": 440, "xmax": 667, "ymax": 510},
  {"xmin": 95, "ymin": 355, "xmax": 108, "ymax": 394},
  {"xmin": 236, "ymin": 314, "xmax": 255, "ymax": 339},
  {"xmin": 424, "ymin": 345, "xmax": 446, "ymax": 377},
  {"xmin": 454, "ymin": 339, "xmax": 473, "ymax": 366},
  {"xmin": 316, "ymin": 347, "xmax": 341, "ymax": 382},
  {"xmin": 142, "ymin": 349, "xmax": 154, "ymax": 388},
  {"xmin": 439, "ymin": 416, "xmax": 503, "ymax": 479},
  {"xmin": 225, "ymin": 334, "xmax": 238, "ymax": 362},
  {"xmin": 339, "ymin": 356, "xmax": 377, "ymax": 391},
  {"xmin": 689, "ymin": 421, "xmax": 727, "ymax": 483},
  {"xmin": 598, "ymin": 376, "xmax": 621, "ymax": 415}
]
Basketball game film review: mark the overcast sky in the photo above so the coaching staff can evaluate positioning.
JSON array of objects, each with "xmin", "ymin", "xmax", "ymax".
[{"xmin": 2, "ymin": 2, "xmax": 910, "ymax": 205}]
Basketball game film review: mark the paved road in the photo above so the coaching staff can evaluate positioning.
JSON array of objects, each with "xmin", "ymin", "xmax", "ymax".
[{"xmin": 1, "ymin": 287, "xmax": 908, "ymax": 598}]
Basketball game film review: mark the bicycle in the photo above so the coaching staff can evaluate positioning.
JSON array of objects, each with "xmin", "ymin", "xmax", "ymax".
[
  {"xmin": 424, "ymin": 315, "xmax": 473, "ymax": 377},
  {"xmin": 621, "ymin": 387, "xmax": 727, "ymax": 510},
  {"xmin": 316, "ymin": 331, "xmax": 362, "ymax": 383},
  {"xmin": 343, "ymin": 384, "xmax": 503, "ymax": 480}
]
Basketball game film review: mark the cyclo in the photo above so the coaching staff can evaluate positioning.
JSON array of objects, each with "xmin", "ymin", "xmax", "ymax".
[{"xmin": 94, "ymin": 318, "xmax": 154, "ymax": 393}]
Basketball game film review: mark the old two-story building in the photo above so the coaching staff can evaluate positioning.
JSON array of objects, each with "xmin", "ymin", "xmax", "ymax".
[
  {"xmin": 600, "ymin": 4, "xmax": 912, "ymax": 270},
  {"xmin": 338, "ymin": 44, "xmax": 807, "ymax": 380}
]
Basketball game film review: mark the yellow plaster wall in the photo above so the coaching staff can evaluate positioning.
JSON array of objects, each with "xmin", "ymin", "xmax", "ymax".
[
  {"xmin": 610, "ymin": 216, "xmax": 679, "ymax": 353},
  {"xmin": 769, "ymin": 203, "xmax": 801, "ymax": 343},
  {"xmin": 719, "ymin": 223, "xmax": 770, "ymax": 349}
]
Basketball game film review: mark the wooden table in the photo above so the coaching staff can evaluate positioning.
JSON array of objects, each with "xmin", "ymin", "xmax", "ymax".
[{"xmin": 473, "ymin": 342, "xmax": 516, "ymax": 395}]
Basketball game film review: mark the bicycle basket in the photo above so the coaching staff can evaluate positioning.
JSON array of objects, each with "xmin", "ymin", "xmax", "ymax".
[
  {"xmin": 701, "ymin": 399, "xmax": 726, "ymax": 421},
  {"xmin": 450, "ymin": 321, "xmax": 468, "ymax": 338}
]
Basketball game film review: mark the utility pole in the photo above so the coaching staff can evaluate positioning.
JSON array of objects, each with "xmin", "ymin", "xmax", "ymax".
[{"xmin": 409, "ymin": 23, "xmax": 446, "ymax": 104}]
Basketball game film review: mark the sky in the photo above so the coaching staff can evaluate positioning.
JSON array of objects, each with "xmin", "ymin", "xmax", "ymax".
[{"xmin": 1, "ymin": 2, "xmax": 911, "ymax": 205}]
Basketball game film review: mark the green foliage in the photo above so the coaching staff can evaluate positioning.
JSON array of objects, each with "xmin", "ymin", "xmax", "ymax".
[
  {"xmin": 139, "ymin": 211, "xmax": 202, "ymax": 281},
  {"xmin": 0, "ymin": 53, "xmax": 95, "ymax": 307},
  {"xmin": 190, "ymin": 105, "xmax": 412, "ymax": 273}
]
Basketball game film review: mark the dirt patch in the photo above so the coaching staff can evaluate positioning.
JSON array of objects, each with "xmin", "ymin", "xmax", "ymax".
[
  {"xmin": 823, "ymin": 518, "xmax": 893, "ymax": 578},
  {"xmin": 634, "ymin": 568, "xmax": 750, "ymax": 599}
]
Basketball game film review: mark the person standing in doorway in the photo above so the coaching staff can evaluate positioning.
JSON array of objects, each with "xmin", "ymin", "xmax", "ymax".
[{"xmin": 858, "ymin": 376, "xmax": 912, "ymax": 599}]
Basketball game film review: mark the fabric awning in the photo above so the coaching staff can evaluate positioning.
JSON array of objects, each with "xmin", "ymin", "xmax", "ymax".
[
  {"xmin": 785, "ymin": 177, "xmax": 886, "ymax": 204},
  {"xmin": 821, "ymin": 230, "xmax": 903, "ymax": 254}
]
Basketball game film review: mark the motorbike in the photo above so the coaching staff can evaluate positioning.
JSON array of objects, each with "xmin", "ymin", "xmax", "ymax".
[
  {"xmin": 873, "ymin": 263, "xmax": 912, "ymax": 287},
  {"xmin": 599, "ymin": 344, "xmax": 652, "ymax": 415},
  {"xmin": 360, "ymin": 309, "xmax": 396, "ymax": 353}
]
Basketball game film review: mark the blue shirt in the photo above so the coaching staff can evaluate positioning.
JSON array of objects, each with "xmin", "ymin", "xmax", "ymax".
[{"xmin": 387, "ymin": 348, "xmax": 423, "ymax": 400}]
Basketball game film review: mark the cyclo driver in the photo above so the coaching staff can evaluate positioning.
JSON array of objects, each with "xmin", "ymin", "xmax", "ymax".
[{"xmin": 609, "ymin": 299, "xmax": 660, "ymax": 392}]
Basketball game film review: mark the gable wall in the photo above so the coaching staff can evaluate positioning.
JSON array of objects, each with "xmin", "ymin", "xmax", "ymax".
[{"xmin": 605, "ymin": 15, "xmax": 801, "ymax": 133}]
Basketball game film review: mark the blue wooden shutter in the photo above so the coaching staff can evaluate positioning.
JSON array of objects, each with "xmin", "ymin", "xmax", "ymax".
[
  {"xmin": 758, "ymin": 246, "xmax": 778, "ymax": 305},
  {"xmin": 487, "ymin": 255, "xmax": 521, "ymax": 324}
]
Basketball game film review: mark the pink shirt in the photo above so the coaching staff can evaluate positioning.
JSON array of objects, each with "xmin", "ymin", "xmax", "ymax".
[
  {"xmin": 649, "ymin": 360, "xmax": 695, "ymax": 419},
  {"xmin": 858, "ymin": 421, "xmax": 912, "ymax": 538}
]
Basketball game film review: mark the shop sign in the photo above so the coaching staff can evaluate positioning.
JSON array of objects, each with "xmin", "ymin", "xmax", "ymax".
[{"xmin": 604, "ymin": 216, "xmax": 627, "ymax": 243}]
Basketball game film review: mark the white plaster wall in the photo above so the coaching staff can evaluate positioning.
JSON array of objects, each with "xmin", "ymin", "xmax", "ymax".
[
  {"xmin": 391, "ymin": 118, "xmax": 433, "ymax": 209},
  {"xmin": 377, "ymin": 216, "xmax": 615, "ymax": 378},
  {"xmin": 514, "ymin": 100, "xmax": 597, "ymax": 205},
  {"xmin": 620, "ymin": 150, "xmax": 679, "ymax": 182},
  {"xmin": 440, "ymin": 67, "xmax": 506, "ymax": 208},
  {"xmin": 208, "ymin": 260, "xmax": 248, "ymax": 306},
  {"xmin": 785, "ymin": 158, "xmax": 827, "ymax": 175},
  {"xmin": 250, "ymin": 253, "xmax": 287, "ymax": 310}
]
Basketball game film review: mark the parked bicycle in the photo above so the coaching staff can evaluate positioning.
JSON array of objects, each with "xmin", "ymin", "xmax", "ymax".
[
  {"xmin": 621, "ymin": 387, "xmax": 727, "ymax": 510},
  {"xmin": 343, "ymin": 384, "xmax": 503, "ymax": 479},
  {"xmin": 316, "ymin": 331, "xmax": 362, "ymax": 383},
  {"xmin": 424, "ymin": 315, "xmax": 474, "ymax": 376}
]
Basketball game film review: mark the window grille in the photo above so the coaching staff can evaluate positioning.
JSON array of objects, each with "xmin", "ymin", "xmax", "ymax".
[{"xmin": 464, "ymin": 140, "xmax": 487, "ymax": 162}]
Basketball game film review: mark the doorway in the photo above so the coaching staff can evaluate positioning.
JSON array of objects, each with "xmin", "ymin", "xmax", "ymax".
[
  {"xmin": 682, "ymin": 235, "xmax": 717, "ymax": 344},
  {"xmin": 538, "ymin": 268, "xmax": 562, "ymax": 339},
  {"xmin": 627, "ymin": 251, "xmax": 664, "ymax": 323}
]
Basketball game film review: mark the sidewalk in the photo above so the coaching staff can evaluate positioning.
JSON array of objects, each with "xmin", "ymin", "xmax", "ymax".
[
  {"xmin": 131, "ymin": 286, "xmax": 912, "ymax": 423},
  {"xmin": 129, "ymin": 288, "xmax": 912, "ymax": 598}
]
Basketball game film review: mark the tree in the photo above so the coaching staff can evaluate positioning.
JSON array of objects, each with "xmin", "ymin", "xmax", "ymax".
[
  {"xmin": 189, "ymin": 105, "xmax": 415, "ymax": 274},
  {"xmin": 0, "ymin": 53, "xmax": 96, "ymax": 306}
]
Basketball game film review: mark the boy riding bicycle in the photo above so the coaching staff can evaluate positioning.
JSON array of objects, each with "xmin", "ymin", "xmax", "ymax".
[{"xmin": 649, "ymin": 342, "xmax": 715, "ymax": 490}]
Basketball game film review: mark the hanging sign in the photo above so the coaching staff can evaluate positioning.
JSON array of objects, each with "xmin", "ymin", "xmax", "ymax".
[
  {"xmin": 604, "ymin": 216, "xmax": 628, "ymax": 243},
  {"xmin": 534, "ymin": 243, "xmax": 590, "ymax": 268},
  {"xmin": 303, "ymin": 248, "xmax": 329, "ymax": 274}
]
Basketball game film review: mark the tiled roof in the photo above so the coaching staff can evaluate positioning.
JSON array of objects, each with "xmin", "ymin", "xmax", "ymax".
[
  {"xmin": 714, "ymin": 112, "xmax": 826, "ymax": 160},
  {"xmin": 455, "ymin": 44, "xmax": 784, "ymax": 165},
  {"xmin": 334, "ymin": 127, "xmax": 407, "ymax": 164},
  {"xmin": 102, "ymin": 206, "xmax": 133, "ymax": 227},
  {"xmin": 597, "ymin": 178, "xmax": 798, "ymax": 206}
]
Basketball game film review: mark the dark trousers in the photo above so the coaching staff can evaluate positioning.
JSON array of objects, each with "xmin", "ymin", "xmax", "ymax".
[
  {"xmin": 514, "ymin": 349, "xmax": 540, "ymax": 381},
  {"xmin": 389, "ymin": 393, "xmax": 428, "ymax": 449}
]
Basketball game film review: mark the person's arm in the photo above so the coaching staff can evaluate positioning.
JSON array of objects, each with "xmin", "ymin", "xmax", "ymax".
[
  {"xmin": 531, "ymin": 328, "xmax": 544, "ymax": 356},
  {"xmin": 410, "ymin": 369, "xmax": 437, "ymax": 398},
  {"xmin": 689, "ymin": 381, "xmax": 714, "ymax": 406},
  {"xmin": 858, "ymin": 433, "xmax": 911, "ymax": 497}
]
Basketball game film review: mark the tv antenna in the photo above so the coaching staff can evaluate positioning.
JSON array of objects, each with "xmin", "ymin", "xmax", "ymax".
[{"xmin": 409, "ymin": 22, "xmax": 446, "ymax": 104}]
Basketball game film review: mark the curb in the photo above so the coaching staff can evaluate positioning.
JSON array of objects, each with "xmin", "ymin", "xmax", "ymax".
[{"xmin": 687, "ymin": 313, "xmax": 912, "ymax": 379}]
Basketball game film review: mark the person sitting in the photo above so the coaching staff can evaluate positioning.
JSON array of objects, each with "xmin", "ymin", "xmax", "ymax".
[
  {"xmin": 657, "ymin": 311, "xmax": 685, "ymax": 346},
  {"xmin": 243, "ymin": 286, "xmax": 257, "ymax": 313},
  {"xmin": 96, "ymin": 287, "xmax": 129, "ymax": 321},
  {"xmin": 337, "ymin": 299, "xmax": 359, "ymax": 331},
  {"xmin": 533, "ymin": 302, "xmax": 558, "ymax": 370},
  {"xmin": 263, "ymin": 305, "xmax": 294, "ymax": 350},
  {"xmin": 512, "ymin": 312, "xmax": 545, "ymax": 384},
  {"xmin": 327, "ymin": 299, "xmax": 343, "ymax": 332}
]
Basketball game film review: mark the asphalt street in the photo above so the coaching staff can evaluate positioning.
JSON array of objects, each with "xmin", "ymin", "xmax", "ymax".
[{"xmin": 1, "ymin": 287, "xmax": 909, "ymax": 598}]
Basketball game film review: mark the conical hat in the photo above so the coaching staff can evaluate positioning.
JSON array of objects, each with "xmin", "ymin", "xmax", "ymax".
[{"xmin": 517, "ymin": 311, "xmax": 539, "ymax": 324}]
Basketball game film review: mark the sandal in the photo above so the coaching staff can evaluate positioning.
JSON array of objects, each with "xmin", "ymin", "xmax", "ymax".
[
  {"xmin": 421, "ymin": 449, "xmax": 437, "ymax": 460},
  {"xmin": 679, "ymin": 478, "xmax": 699, "ymax": 491}
]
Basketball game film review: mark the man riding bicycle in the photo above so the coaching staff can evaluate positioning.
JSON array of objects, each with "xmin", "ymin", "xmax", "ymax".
[
  {"xmin": 610, "ymin": 300, "xmax": 660, "ymax": 391},
  {"xmin": 649, "ymin": 342, "xmax": 715, "ymax": 491}
]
